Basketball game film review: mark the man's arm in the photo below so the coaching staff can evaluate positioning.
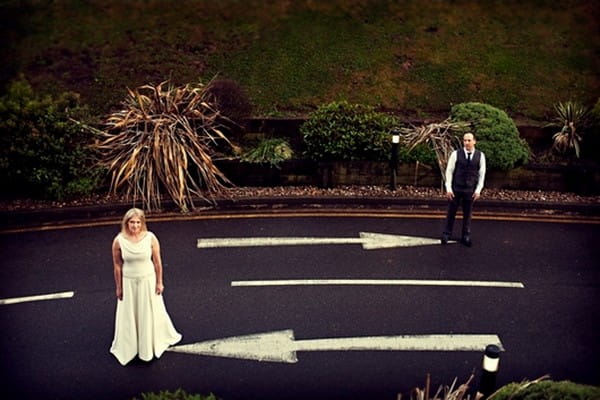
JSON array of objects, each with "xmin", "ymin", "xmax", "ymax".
[
  {"xmin": 473, "ymin": 152, "xmax": 486, "ymax": 199},
  {"xmin": 445, "ymin": 151, "xmax": 457, "ymax": 199}
]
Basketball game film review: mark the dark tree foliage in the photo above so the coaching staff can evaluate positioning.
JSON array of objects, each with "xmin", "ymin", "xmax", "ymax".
[{"xmin": 0, "ymin": 77, "xmax": 98, "ymax": 199}]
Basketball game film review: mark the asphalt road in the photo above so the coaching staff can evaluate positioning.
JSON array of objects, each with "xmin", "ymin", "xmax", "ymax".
[{"xmin": 1, "ymin": 211, "xmax": 599, "ymax": 400}]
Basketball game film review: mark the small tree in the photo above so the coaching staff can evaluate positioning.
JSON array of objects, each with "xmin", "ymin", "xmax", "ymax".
[
  {"xmin": 91, "ymin": 80, "xmax": 235, "ymax": 212},
  {"xmin": 450, "ymin": 102, "xmax": 530, "ymax": 170}
]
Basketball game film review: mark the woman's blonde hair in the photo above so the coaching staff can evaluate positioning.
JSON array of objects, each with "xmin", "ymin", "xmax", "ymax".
[{"xmin": 121, "ymin": 208, "xmax": 148, "ymax": 234}]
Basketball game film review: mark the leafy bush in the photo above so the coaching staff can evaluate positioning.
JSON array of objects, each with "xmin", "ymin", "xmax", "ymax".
[
  {"xmin": 132, "ymin": 388, "xmax": 219, "ymax": 400},
  {"xmin": 450, "ymin": 102, "xmax": 530, "ymax": 170},
  {"xmin": 490, "ymin": 379, "xmax": 600, "ymax": 400},
  {"xmin": 0, "ymin": 77, "xmax": 99, "ymax": 199},
  {"xmin": 398, "ymin": 143, "xmax": 437, "ymax": 165},
  {"xmin": 241, "ymin": 137, "xmax": 294, "ymax": 167},
  {"xmin": 301, "ymin": 101, "xmax": 399, "ymax": 161}
]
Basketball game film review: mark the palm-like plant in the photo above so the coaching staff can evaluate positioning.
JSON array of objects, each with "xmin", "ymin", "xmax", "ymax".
[
  {"xmin": 550, "ymin": 101, "xmax": 589, "ymax": 158},
  {"xmin": 398, "ymin": 118, "xmax": 470, "ymax": 187},
  {"xmin": 93, "ymin": 80, "xmax": 236, "ymax": 212}
]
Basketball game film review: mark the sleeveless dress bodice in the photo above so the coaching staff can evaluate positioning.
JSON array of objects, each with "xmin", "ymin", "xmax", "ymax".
[{"xmin": 117, "ymin": 232, "xmax": 155, "ymax": 278}]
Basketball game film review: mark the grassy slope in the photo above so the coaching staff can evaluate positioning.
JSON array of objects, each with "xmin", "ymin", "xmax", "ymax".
[{"xmin": 2, "ymin": 0, "xmax": 599, "ymax": 120}]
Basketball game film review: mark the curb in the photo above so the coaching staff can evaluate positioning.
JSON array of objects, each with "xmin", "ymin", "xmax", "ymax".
[{"xmin": 1, "ymin": 196, "xmax": 599, "ymax": 231}]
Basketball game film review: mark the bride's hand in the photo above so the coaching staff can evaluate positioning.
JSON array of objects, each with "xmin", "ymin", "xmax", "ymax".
[{"xmin": 156, "ymin": 283, "xmax": 164, "ymax": 295}]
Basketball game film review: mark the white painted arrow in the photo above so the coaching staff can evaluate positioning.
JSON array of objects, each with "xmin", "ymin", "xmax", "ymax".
[
  {"xmin": 0, "ymin": 291, "xmax": 75, "ymax": 306},
  {"xmin": 167, "ymin": 330, "xmax": 504, "ymax": 363},
  {"xmin": 197, "ymin": 232, "xmax": 451, "ymax": 250}
]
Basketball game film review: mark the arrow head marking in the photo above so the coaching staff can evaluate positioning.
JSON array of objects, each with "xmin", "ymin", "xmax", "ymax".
[
  {"xmin": 359, "ymin": 232, "xmax": 448, "ymax": 249},
  {"xmin": 168, "ymin": 330, "xmax": 299, "ymax": 363}
]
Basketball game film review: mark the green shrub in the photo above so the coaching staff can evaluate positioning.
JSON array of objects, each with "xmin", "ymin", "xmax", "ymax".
[
  {"xmin": 490, "ymin": 379, "xmax": 600, "ymax": 400},
  {"xmin": 301, "ymin": 101, "xmax": 399, "ymax": 161},
  {"xmin": 398, "ymin": 143, "xmax": 437, "ymax": 165},
  {"xmin": 450, "ymin": 102, "xmax": 530, "ymax": 170},
  {"xmin": 133, "ymin": 388, "xmax": 219, "ymax": 400},
  {"xmin": 241, "ymin": 137, "xmax": 294, "ymax": 167},
  {"xmin": 0, "ymin": 77, "xmax": 100, "ymax": 199}
]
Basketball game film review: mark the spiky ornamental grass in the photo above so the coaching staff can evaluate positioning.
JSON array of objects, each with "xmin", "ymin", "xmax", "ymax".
[
  {"xmin": 398, "ymin": 119, "xmax": 470, "ymax": 188},
  {"xmin": 94, "ymin": 80, "xmax": 235, "ymax": 212},
  {"xmin": 407, "ymin": 373, "xmax": 480, "ymax": 400},
  {"xmin": 550, "ymin": 101, "xmax": 590, "ymax": 159}
]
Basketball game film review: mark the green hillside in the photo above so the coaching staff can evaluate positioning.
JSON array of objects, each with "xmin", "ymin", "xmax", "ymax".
[{"xmin": 2, "ymin": 0, "xmax": 598, "ymax": 119}]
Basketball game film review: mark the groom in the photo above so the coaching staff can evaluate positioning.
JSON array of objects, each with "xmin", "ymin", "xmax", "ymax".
[{"xmin": 441, "ymin": 133, "xmax": 487, "ymax": 247}]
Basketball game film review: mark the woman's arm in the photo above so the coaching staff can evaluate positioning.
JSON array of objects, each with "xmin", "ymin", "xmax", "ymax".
[
  {"xmin": 112, "ymin": 237, "xmax": 123, "ymax": 300},
  {"xmin": 151, "ymin": 234, "xmax": 165, "ymax": 295}
]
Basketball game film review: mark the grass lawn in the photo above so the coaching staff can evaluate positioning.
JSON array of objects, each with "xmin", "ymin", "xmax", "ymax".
[{"xmin": 2, "ymin": 0, "xmax": 598, "ymax": 119}]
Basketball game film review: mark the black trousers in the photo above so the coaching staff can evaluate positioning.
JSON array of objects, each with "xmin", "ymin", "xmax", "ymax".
[{"xmin": 443, "ymin": 190, "xmax": 474, "ymax": 237}]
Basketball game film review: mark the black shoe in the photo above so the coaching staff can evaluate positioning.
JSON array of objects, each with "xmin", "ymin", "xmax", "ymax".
[
  {"xmin": 460, "ymin": 235, "xmax": 472, "ymax": 247},
  {"xmin": 441, "ymin": 233, "xmax": 449, "ymax": 245}
]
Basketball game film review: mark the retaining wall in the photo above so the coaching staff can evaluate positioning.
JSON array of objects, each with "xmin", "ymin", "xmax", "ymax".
[
  {"xmin": 216, "ymin": 159, "xmax": 600, "ymax": 194},
  {"xmin": 221, "ymin": 118, "xmax": 599, "ymax": 194}
]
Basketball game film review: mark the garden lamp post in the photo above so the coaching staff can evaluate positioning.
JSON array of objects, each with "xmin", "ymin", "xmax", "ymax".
[
  {"xmin": 478, "ymin": 344, "xmax": 501, "ymax": 399},
  {"xmin": 390, "ymin": 129, "xmax": 400, "ymax": 191}
]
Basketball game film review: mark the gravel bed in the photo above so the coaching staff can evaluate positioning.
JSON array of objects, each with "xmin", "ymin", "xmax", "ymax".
[
  {"xmin": 224, "ymin": 185, "xmax": 600, "ymax": 203},
  {"xmin": 1, "ymin": 185, "xmax": 598, "ymax": 212}
]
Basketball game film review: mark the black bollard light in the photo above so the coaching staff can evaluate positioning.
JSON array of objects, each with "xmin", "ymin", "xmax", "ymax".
[
  {"xmin": 479, "ymin": 344, "xmax": 501, "ymax": 399},
  {"xmin": 390, "ymin": 129, "xmax": 400, "ymax": 191}
]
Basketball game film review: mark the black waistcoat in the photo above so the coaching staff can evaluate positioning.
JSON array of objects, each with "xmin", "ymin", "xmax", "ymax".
[{"xmin": 452, "ymin": 150, "xmax": 481, "ymax": 193}]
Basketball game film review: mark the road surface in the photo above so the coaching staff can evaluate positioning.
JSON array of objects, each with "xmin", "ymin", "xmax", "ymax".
[{"xmin": 1, "ymin": 211, "xmax": 598, "ymax": 399}]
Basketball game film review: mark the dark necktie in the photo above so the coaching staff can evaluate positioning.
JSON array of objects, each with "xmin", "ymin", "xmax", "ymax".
[{"xmin": 467, "ymin": 152, "xmax": 472, "ymax": 163}]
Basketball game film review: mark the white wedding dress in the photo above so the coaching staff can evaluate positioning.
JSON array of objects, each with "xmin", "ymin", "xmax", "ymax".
[{"xmin": 110, "ymin": 231, "xmax": 182, "ymax": 365}]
